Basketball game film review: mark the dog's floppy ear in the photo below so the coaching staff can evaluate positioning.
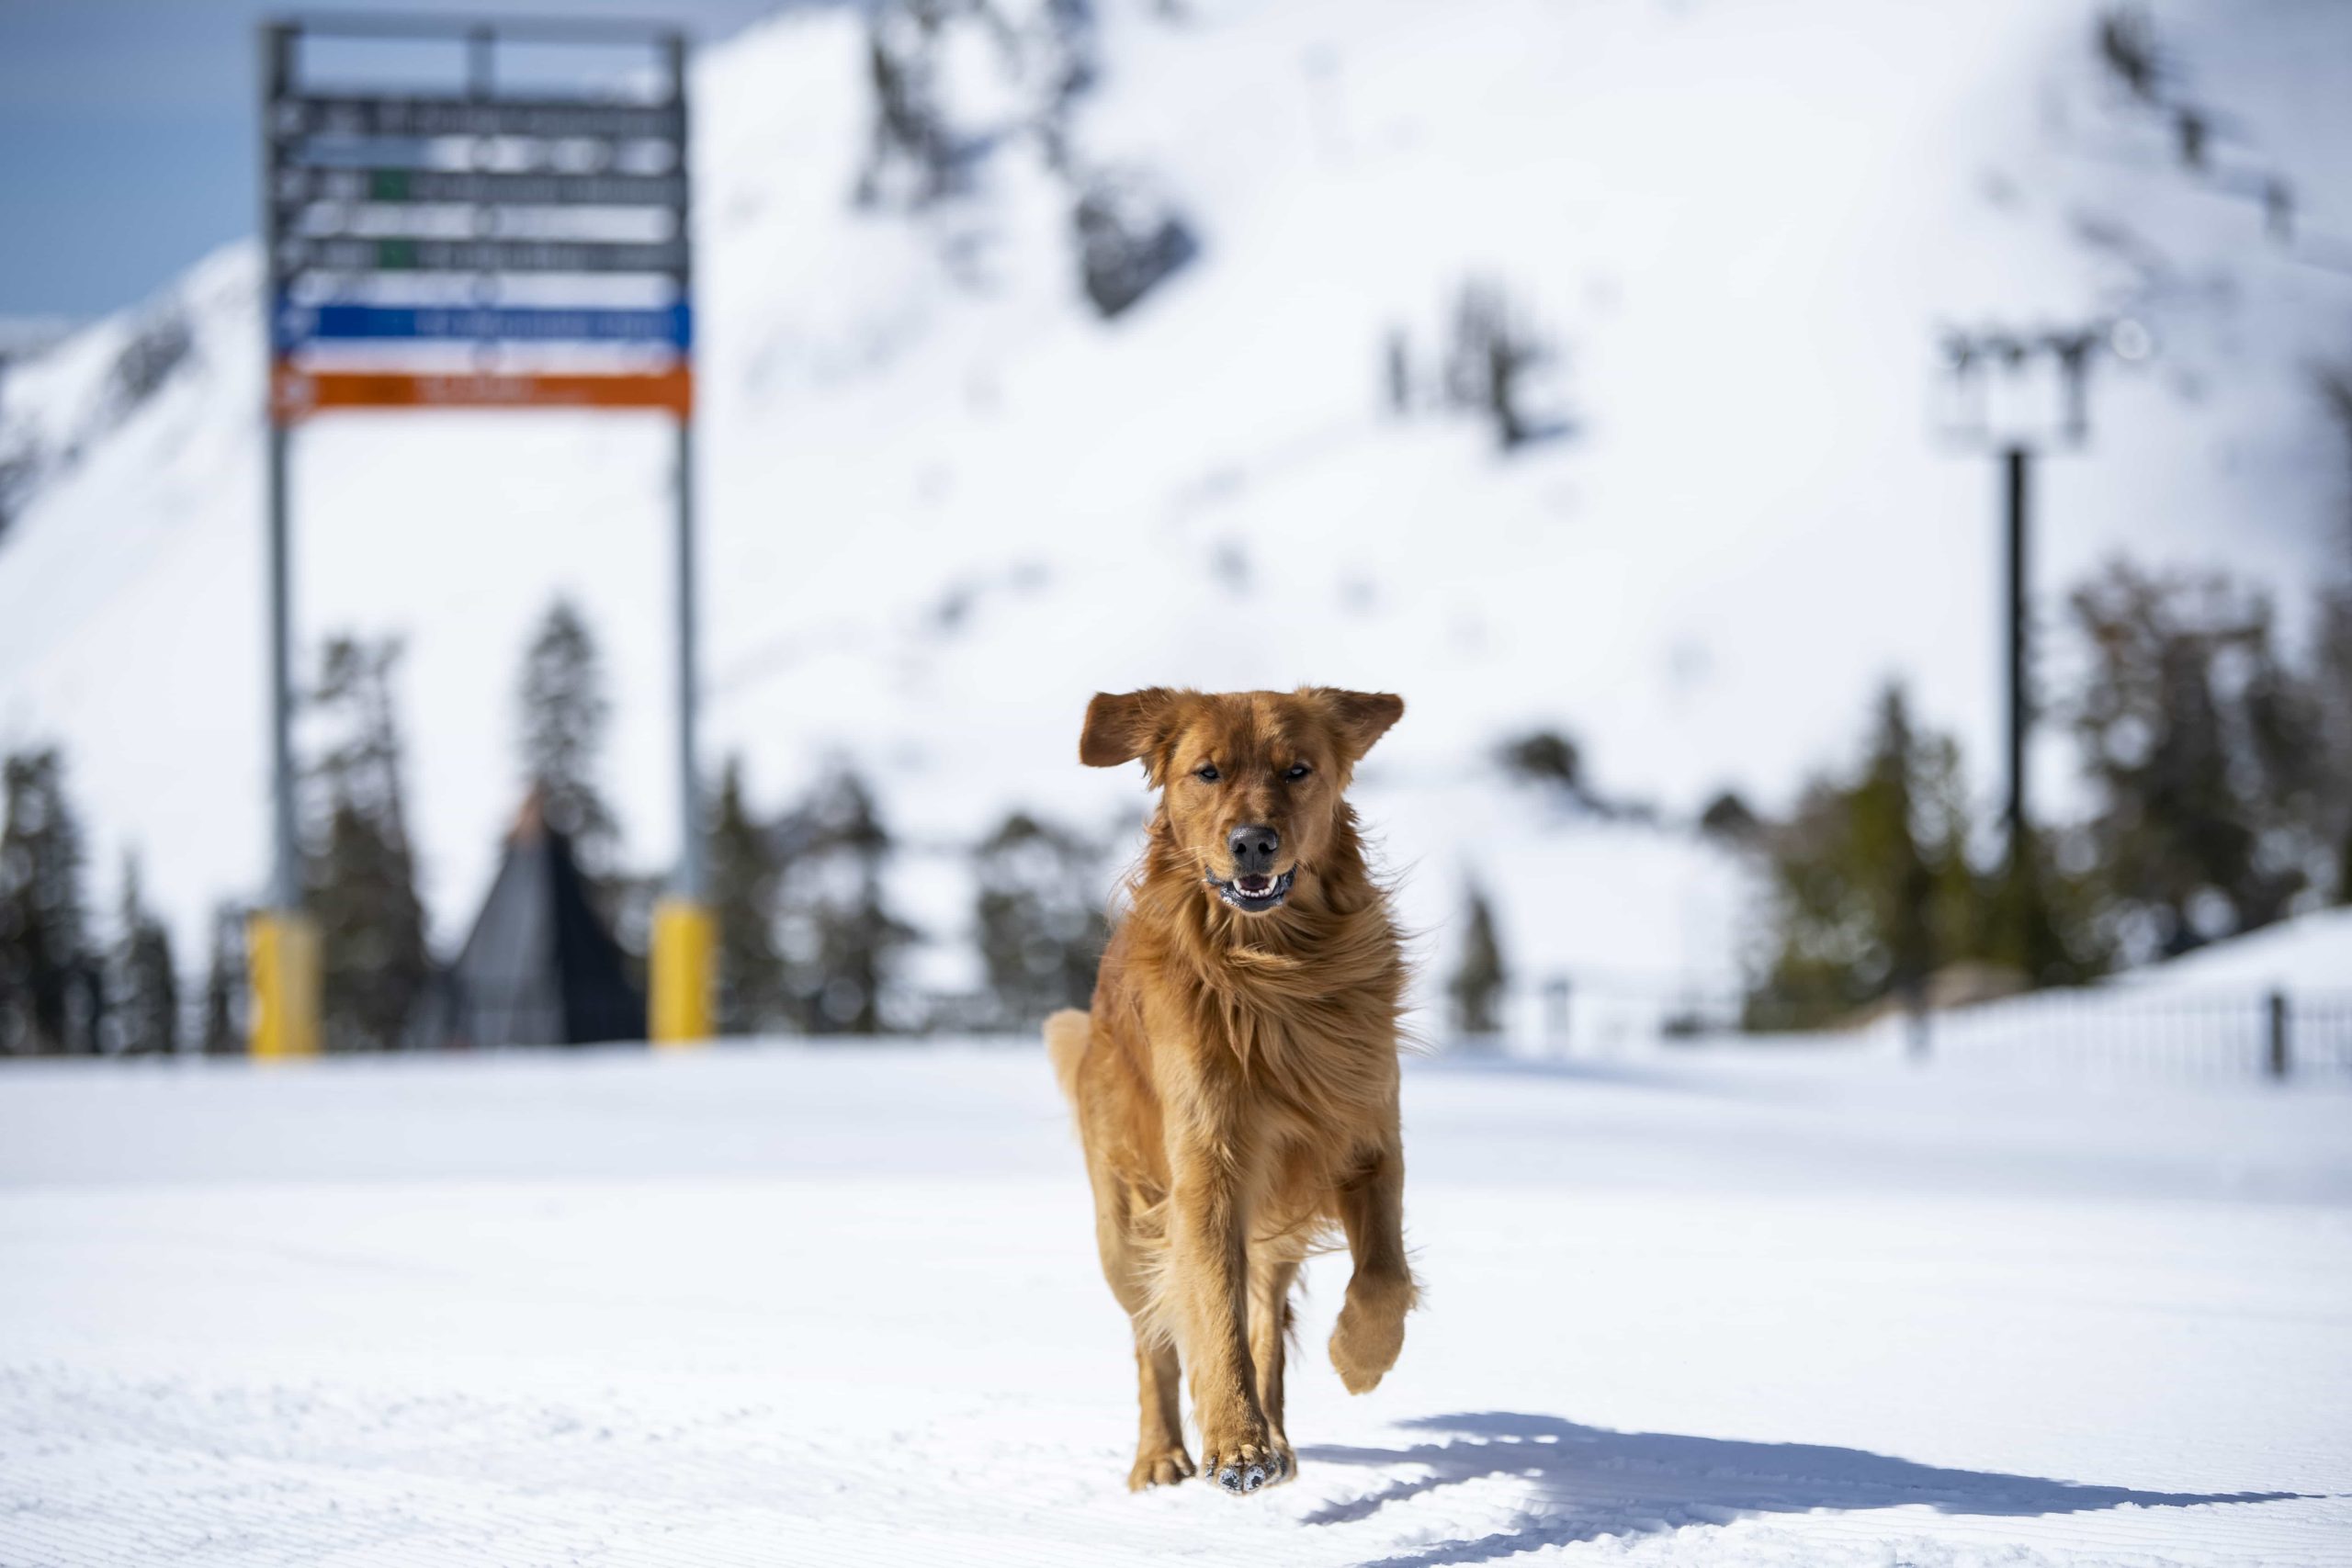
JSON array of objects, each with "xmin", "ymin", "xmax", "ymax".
[
  {"xmin": 1080, "ymin": 688, "xmax": 1182, "ymax": 773},
  {"xmin": 1313, "ymin": 688, "xmax": 1405, "ymax": 761}
]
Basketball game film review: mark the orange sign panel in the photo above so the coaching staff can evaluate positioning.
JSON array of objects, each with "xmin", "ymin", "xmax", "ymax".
[{"xmin": 271, "ymin": 363, "xmax": 692, "ymax": 423}]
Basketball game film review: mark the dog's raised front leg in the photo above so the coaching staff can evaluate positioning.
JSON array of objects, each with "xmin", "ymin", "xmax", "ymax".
[
  {"xmin": 1330, "ymin": 1135, "xmax": 1416, "ymax": 1393},
  {"xmin": 1167, "ymin": 1111, "xmax": 1277, "ymax": 1495}
]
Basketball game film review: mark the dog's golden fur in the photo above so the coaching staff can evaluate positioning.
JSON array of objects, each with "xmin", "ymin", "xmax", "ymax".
[{"xmin": 1046, "ymin": 686, "xmax": 1418, "ymax": 1495}]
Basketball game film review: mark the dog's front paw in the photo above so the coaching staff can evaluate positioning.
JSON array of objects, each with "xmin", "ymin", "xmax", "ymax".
[
  {"xmin": 1330, "ymin": 1277, "xmax": 1411, "ymax": 1393},
  {"xmin": 1127, "ymin": 1442, "xmax": 1196, "ymax": 1491},
  {"xmin": 1200, "ymin": 1420, "xmax": 1284, "ymax": 1495}
]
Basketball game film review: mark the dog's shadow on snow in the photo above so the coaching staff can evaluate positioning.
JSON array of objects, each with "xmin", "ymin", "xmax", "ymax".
[{"xmin": 1299, "ymin": 1411, "xmax": 2308, "ymax": 1567}]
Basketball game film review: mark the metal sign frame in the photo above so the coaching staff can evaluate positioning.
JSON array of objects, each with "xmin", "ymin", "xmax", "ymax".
[{"xmin": 255, "ymin": 14, "xmax": 711, "ymax": 1053}]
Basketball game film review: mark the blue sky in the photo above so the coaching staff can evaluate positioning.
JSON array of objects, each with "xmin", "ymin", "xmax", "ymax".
[{"xmin": 0, "ymin": 0, "xmax": 792, "ymax": 321}]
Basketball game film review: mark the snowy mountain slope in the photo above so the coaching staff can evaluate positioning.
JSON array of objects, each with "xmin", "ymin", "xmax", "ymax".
[
  {"xmin": 2115, "ymin": 903, "xmax": 2352, "ymax": 994},
  {"xmin": 2, "ymin": 0, "xmax": 2348, "ymax": 990}
]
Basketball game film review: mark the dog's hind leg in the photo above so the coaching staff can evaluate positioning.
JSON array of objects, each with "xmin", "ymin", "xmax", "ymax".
[
  {"xmin": 1091, "ymin": 1176, "xmax": 1194, "ymax": 1490},
  {"xmin": 1126, "ymin": 1331, "xmax": 1192, "ymax": 1490},
  {"xmin": 1248, "ymin": 1257, "xmax": 1300, "ymax": 1485}
]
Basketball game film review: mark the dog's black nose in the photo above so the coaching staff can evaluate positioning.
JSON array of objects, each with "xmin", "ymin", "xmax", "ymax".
[{"xmin": 1227, "ymin": 824, "xmax": 1280, "ymax": 873}]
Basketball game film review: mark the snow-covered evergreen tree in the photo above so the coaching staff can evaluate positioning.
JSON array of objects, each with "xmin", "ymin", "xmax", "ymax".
[
  {"xmin": 107, "ymin": 853, "xmax": 176, "ymax": 1055},
  {"xmin": 2068, "ymin": 562, "xmax": 2331, "ymax": 957},
  {"xmin": 0, "ymin": 747, "xmax": 96, "ymax": 1055},
  {"xmin": 1448, "ymin": 884, "xmax": 1508, "ymax": 1038},
  {"xmin": 517, "ymin": 598, "xmax": 621, "ymax": 889},
  {"xmin": 709, "ymin": 757, "xmax": 789, "ymax": 1035},
  {"xmin": 199, "ymin": 901, "xmax": 245, "ymax": 1056},
  {"xmin": 776, "ymin": 765, "xmax": 916, "ymax": 1035},
  {"xmin": 1754, "ymin": 685, "xmax": 1996, "ymax": 1025},
  {"xmin": 306, "ymin": 636, "xmax": 432, "ymax": 1052},
  {"xmin": 973, "ymin": 810, "xmax": 1109, "ymax": 1028},
  {"xmin": 2313, "ymin": 363, "xmax": 2352, "ymax": 902}
]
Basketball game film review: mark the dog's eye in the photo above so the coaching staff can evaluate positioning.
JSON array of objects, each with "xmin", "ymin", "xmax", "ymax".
[
  {"xmin": 1284, "ymin": 763, "xmax": 1312, "ymax": 781},
  {"xmin": 1194, "ymin": 764, "xmax": 1220, "ymax": 782}
]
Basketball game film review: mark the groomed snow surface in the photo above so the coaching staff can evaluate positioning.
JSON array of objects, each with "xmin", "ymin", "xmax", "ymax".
[{"xmin": 4, "ymin": 1042, "xmax": 2346, "ymax": 1567}]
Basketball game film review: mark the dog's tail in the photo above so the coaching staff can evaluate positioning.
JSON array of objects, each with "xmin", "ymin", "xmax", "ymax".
[{"xmin": 1044, "ymin": 1009, "xmax": 1091, "ymax": 1103}]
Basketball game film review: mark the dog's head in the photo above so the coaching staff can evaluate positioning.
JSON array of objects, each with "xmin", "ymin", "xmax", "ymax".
[{"xmin": 1080, "ymin": 686, "xmax": 1403, "ymax": 915}]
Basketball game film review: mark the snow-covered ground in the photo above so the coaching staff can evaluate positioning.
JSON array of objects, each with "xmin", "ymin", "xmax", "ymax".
[{"xmin": 4, "ymin": 1042, "xmax": 2346, "ymax": 1566}]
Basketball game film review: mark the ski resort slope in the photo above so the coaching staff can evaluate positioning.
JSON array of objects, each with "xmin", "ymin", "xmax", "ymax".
[
  {"xmin": 2113, "ymin": 905, "xmax": 2352, "ymax": 997},
  {"xmin": 2, "ymin": 1043, "xmax": 2347, "ymax": 1567},
  {"xmin": 3, "ymin": 0, "xmax": 2350, "ymax": 986}
]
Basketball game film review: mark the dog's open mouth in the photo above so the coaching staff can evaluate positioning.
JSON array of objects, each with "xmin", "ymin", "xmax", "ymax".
[{"xmin": 1211, "ymin": 867, "xmax": 1296, "ymax": 913}]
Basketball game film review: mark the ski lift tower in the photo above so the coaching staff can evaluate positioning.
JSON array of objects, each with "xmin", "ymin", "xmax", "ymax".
[
  {"xmin": 1933, "ymin": 315, "xmax": 2148, "ymax": 966},
  {"xmin": 255, "ymin": 14, "xmax": 712, "ymax": 1054}
]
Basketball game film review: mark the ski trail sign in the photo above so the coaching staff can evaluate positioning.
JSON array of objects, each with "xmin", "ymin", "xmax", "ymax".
[{"xmin": 254, "ymin": 17, "xmax": 713, "ymax": 1056}]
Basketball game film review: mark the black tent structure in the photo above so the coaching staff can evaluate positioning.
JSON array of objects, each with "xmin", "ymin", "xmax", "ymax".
[{"xmin": 447, "ymin": 795, "xmax": 645, "ymax": 1047}]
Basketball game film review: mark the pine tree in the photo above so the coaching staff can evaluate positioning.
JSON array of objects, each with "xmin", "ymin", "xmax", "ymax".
[
  {"xmin": 709, "ymin": 757, "xmax": 788, "ymax": 1034},
  {"xmin": 307, "ymin": 635, "xmax": 433, "ymax": 1052},
  {"xmin": 1753, "ymin": 684, "xmax": 2001, "ymax": 1026},
  {"xmin": 2312, "ymin": 364, "xmax": 2352, "ymax": 900},
  {"xmin": 2068, "ymin": 562, "xmax": 2326, "ymax": 956},
  {"xmin": 1498, "ymin": 728, "xmax": 1632, "ymax": 816},
  {"xmin": 1384, "ymin": 329, "xmax": 1412, "ymax": 415},
  {"xmin": 2094, "ymin": 6, "xmax": 2162, "ymax": 104},
  {"xmin": 855, "ymin": 1, "xmax": 958, "ymax": 208},
  {"xmin": 1448, "ymin": 884, "xmax": 1508, "ymax": 1038},
  {"xmin": 518, "ymin": 597, "xmax": 621, "ymax": 888},
  {"xmin": 108, "ymin": 854, "xmax": 177, "ymax": 1055},
  {"xmin": 200, "ymin": 902, "xmax": 245, "ymax": 1055},
  {"xmin": 1980, "ymin": 829, "xmax": 2094, "ymax": 993},
  {"xmin": 973, "ymin": 811, "xmax": 1111, "ymax": 1029},
  {"xmin": 1442, "ymin": 279, "xmax": 1553, "ymax": 451},
  {"xmin": 1853, "ymin": 689, "xmax": 1944, "ymax": 1008},
  {"xmin": 2318, "ymin": 584, "xmax": 2352, "ymax": 902},
  {"xmin": 1699, "ymin": 789, "xmax": 1764, "ymax": 843},
  {"xmin": 0, "ymin": 747, "xmax": 96, "ymax": 1055},
  {"xmin": 1498, "ymin": 730, "xmax": 1584, "ymax": 794},
  {"xmin": 776, "ymin": 765, "xmax": 917, "ymax": 1035}
]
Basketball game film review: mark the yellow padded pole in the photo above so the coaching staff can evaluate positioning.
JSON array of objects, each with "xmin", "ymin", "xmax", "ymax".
[
  {"xmin": 246, "ymin": 910, "xmax": 321, "ymax": 1058},
  {"xmin": 650, "ymin": 897, "xmax": 716, "ymax": 1047}
]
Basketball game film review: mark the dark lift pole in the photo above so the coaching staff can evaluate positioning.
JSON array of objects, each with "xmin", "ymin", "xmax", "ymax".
[{"xmin": 2004, "ymin": 444, "xmax": 2030, "ymax": 874}]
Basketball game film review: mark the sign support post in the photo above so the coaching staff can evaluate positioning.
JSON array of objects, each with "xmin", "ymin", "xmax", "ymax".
[
  {"xmin": 253, "ymin": 22, "xmax": 319, "ymax": 1059},
  {"xmin": 649, "ymin": 403, "xmax": 717, "ymax": 1046},
  {"xmin": 650, "ymin": 29, "xmax": 714, "ymax": 1046}
]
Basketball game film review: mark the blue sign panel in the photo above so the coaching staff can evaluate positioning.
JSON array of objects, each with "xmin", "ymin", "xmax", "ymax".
[{"xmin": 275, "ymin": 299, "xmax": 691, "ymax": 353}]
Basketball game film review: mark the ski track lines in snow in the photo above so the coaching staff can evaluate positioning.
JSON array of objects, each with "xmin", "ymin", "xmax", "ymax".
[{"xmin": 1, "ymin": 1045, "xmax": 2348, "ymax": 1566}]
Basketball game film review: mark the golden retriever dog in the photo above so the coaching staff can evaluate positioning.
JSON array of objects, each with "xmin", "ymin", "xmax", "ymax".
[{"xmin": 1045, "ymin": 686, "xmax": 1417, "ymax": 1496}]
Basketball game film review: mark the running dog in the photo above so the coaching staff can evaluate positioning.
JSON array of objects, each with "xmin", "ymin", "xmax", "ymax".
[{"xmin": 1046, "ymin": 686, "xmax": 1417, "ymax": 1496}]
